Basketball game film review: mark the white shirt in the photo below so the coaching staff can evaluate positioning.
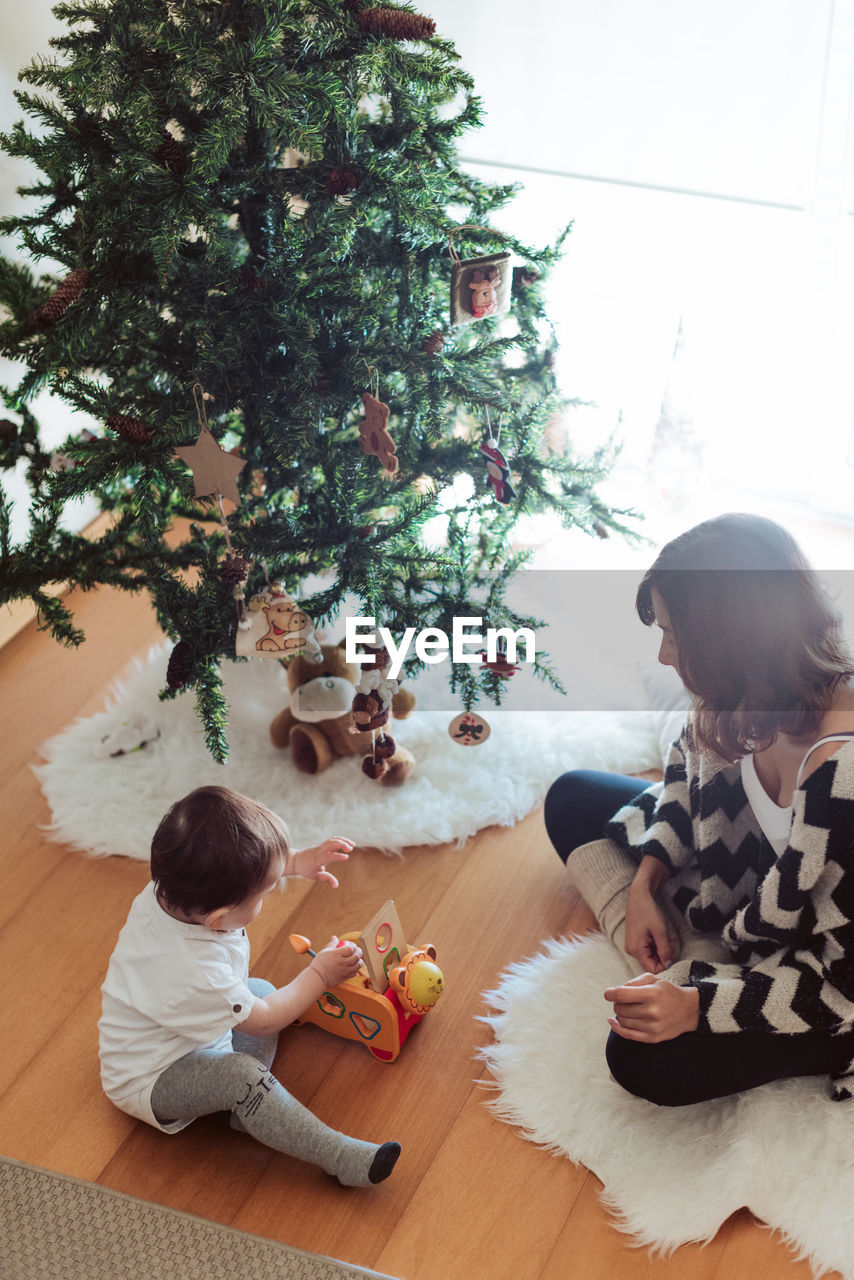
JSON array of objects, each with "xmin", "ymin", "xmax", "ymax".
[
  {"xmin": 98, "ymin": 882, "xmax": 257, "ymax": 1132},
  {"xmin": 741, "ymin": 732, "xmax": 854, "ymax": 858}
]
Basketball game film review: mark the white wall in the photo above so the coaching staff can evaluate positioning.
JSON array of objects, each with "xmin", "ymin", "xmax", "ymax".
[
  {"xmin": 2, "ymin": 1, "xmax": 853, "ymax": 532},
  {"xmin": 422, "ymin": 0, "xmax": 838, "ymax": 211}
]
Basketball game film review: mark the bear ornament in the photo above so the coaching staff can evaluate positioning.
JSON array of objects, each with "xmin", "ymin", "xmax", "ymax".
[{"xmin": 269, "ymin": 642, "xmax": 416, "ymax": 785}]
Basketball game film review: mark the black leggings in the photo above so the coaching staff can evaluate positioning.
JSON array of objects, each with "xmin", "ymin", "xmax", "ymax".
[{"xmin": 544, "ymin": 769, "xmax": 854, "ymax": 1105}]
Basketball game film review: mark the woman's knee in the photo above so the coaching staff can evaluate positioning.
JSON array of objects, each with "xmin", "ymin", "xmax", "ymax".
[
  {"xmin": 605, "ymin": 1032, "xmax": 689, "ymax": 1107},
  {"xmin": 544, "ymin": 771, "xmax": 601, "ymax": 862}
]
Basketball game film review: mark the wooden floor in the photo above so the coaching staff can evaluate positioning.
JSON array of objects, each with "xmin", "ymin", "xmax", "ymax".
[{"xmin": 0, "ymin": 582, "xmax": 830, "ymax": 1280}]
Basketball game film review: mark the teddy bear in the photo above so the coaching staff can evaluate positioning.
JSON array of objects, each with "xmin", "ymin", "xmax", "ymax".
[{"xmin": 269, "ymin": 641, "xmax": 416, "ymax": 785}]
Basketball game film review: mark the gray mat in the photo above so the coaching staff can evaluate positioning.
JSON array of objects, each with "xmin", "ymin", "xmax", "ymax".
[{"xmin": 0, "ymin": 1155, "xmax": 401, "ymax": 1280}]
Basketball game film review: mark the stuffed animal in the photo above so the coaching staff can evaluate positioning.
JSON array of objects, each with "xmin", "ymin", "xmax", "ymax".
[{"xmin": 269, "ymin": 642, "xmax": 416, "ymax": 784}]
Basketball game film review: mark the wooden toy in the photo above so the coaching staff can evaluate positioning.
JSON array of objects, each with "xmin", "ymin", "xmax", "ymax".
[{"xmin": 287, "ymin": 900, "xmax": 444, "ymax": 1062}]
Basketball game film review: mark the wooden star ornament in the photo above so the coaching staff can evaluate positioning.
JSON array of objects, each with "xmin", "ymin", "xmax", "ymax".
[{"xmin": 175, "ymin": 425, "xmax": 246, "ymax": 505}]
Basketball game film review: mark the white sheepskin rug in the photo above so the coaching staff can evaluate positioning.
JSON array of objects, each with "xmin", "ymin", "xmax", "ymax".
[
  {"xmin": 35, "ymin": 647, "xmax": 663, "ymax": 859},
  {"xmin": 479, "ymin": 933, "xmax": 854, "ymax": 1279}
]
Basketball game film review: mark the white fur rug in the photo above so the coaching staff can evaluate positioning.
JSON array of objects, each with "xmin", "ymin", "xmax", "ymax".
[
  {"xmin": 35, "ymin": 647, "xmax": 663, "ymax": 859},
  {"xmin": 479, "ymin": 933, "xmax": 854, "ymax": 1279}
]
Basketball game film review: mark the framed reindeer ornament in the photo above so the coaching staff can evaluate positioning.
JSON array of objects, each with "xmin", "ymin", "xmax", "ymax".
[{"xmin": 449, "ymin": 226, "xmax": 512, "ymax": 327}]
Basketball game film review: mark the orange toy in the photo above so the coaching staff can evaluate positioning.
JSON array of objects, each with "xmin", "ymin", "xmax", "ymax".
[{"xmin": 288, "ymin": 909, "xmax": 444, "ymax": 1062}]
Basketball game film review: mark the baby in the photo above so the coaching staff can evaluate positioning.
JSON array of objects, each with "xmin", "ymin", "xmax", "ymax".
[{"xmin": 98, "ymin": 785, "xmax": 401, "ymax": 1186}]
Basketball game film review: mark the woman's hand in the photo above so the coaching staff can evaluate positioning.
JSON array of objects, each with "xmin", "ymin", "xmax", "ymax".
[
  {"xmin": 310, "ymin": 937, "xmax": 363, "ymax": 986},
  {"xmin": 289, "ymin": 837, "xmax": 354, "ymax": 887},
  {"xmin": 624, "ymin": 879, "xmax": 677, "ymax": 973},
  {"xmin": 604, "ymin": 972, "xmax": 700, "ymax": 1042}
]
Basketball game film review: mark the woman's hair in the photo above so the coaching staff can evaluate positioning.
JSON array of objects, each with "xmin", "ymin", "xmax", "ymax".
[
  {"xmin": 635, "ymin": 513, "xmax": 852, "ymax": 761},
  {"xmin": 151, "ymin": 786, "xmax": 290, "ymax": 916}
]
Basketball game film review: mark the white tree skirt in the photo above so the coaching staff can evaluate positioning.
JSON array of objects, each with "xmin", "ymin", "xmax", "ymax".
[
  {"xmin": 35, "ymin": 647, "xmax": 663, "ymax": 859},
  {"xmin": 479, "ymin": 933, "xmax": 854, "ymax": 1279}
]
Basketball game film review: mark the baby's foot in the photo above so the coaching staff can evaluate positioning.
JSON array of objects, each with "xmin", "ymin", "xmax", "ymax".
[{"xmin": 335, "ymin": 1139, "xmax": 401, "ymax": 1187}]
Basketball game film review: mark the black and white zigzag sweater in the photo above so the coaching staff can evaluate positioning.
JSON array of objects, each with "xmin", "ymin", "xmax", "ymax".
[{"xmin": 605, "ymin": 727, "xmax": 854, "ymax": 1100}]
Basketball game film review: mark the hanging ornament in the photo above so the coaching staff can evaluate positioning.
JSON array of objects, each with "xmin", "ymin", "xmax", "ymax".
[
  {"xmin": 219, "ymin": 555, "xmax": 251, "ymax": 585},
  {"xmin": 27, "ymin": 267, "xmax": 90, "ymax": 332},
  {"xmin": 479, "ymin": 646, "xmax": 519, "ymax": 678},
  {"xmin": 449, "ymin": 226, "xmax": 511, "ymax": 327},
  {"xmin": 351, "ymin": 647, "xmax": 410, "ymax": 779},
  {"xmin": 479, "ymin": 409, "xmax": 515, "ymax": 505},
  {"xmin": 351, "ymin": 647, "xmax": 396, "ymax": 732},
  {"xmin": 174, "ymin": 390, "xmax": 246, "ymax": 506},
  {"xmin": 49, "ymin": 428, "xmax": 98, "ymax": 472},
  {"xmin": 236, "ymin": 580, "xmax": 322, "ymax": 661},
  {"xmin": 449, "ymin": 710, "xmax": 491, "ymax": 746},
  {"xmin": 358, "ymin": 390, "xmax": 398, "ymax": 474}
]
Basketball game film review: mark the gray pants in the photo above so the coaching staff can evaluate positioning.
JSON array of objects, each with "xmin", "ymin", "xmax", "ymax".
[{"xmin": 150, "ymin": 978, "xmax": 392, "ymax": 1186}]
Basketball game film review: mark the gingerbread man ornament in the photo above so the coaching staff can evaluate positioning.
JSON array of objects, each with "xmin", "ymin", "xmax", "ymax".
[{"xmin": 358, "ymin": 393, "xmax": 398, "ymax": 474}]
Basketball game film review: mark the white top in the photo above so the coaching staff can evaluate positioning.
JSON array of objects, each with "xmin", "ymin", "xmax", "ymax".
[
  {"xmin": 98, "ymin": 882, "xmax": 257, "ymax": 1132},
  {"xmin": 741, "ymin": 732, "xmax": 854, "ymax": 857}
]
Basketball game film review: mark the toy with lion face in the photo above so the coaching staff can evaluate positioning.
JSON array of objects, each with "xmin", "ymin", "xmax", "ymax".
[{"xmin": 289, "ymin": 929, "xmax": 445, "ymax": 1062}]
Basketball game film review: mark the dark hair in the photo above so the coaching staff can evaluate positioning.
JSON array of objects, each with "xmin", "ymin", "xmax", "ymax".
[
  {"xmin": 636, "ymin": 513, "xmax": 852, "ymax": 761},
  {"xmin": 151, "ymin": 786, "xmax": 290, "ymax": 916}
]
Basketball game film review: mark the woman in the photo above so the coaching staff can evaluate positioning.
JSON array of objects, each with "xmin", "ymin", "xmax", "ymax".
[{"xmin": 545, "ymin": 512, "xmax": 854, "ymax": 1106}]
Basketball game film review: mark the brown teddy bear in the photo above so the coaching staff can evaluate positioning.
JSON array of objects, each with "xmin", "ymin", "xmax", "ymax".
[{"xmin": 269, "ymin": 642, "xmax": 416, "ymax": 785}]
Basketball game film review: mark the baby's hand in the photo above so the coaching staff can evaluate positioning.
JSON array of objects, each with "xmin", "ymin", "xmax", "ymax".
[
  {"xmin": 311, "ymin": 936, "xmax": 363, "ymax": 987},
  {"xmin": 291, "ymin": 837, "xmax": 354, "ymax": 887}
]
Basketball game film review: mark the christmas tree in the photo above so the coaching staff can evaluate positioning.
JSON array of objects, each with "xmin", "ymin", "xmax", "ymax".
[{"xmin": 0, "ymin": 0, "xmax": 627, "ymax": 761}]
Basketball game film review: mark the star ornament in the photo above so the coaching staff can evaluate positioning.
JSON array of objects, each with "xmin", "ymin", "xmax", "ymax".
[{"xmin": 174, "ymin": 425, "xmax": 246, "ymax": 506}]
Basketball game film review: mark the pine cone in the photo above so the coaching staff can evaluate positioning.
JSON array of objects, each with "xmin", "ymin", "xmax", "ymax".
[
  {"xmin": 325, "ymin": 167, "xmax": 360, "ymax": 196},
  {"xmin": 28, "ymin": 267, "xmax": 90, "ymax": 331},
  {"xmin": 356, "ymin": 7, "xmax": 436, "ymax": 40},
  {"xmin": 422, "ymin": 330, "xmax": 445, "ymax": 356},
  {"xmin": 106, "ymin": 413, "xmax": 154, "ymax": 445},
  {"xmin": 156, "ymin": 128, "xmax": 188, "ymax": 178},
  {"xmin": 166, "ymin": 640, "xmax": 194, "ymax": 690},
  {"xmin": 0, "ymin": 419, "xmax": 18, "ymax": 443},
  {"xmin": 219, "ymin": 555, "xmax": 251, "ymax": 584}
]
